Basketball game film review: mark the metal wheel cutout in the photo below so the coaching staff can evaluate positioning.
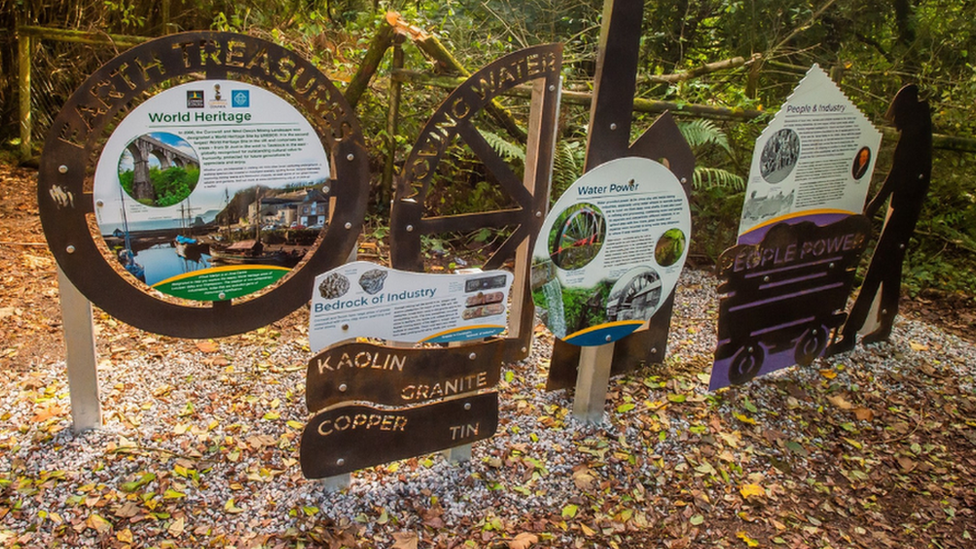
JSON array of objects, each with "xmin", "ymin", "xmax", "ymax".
[
  {"xmin": 390, "ymin": 44, "xmax": 563, "ymax": 273},
  {"xmin": 729, "ymin": 342, "xmax": 765, "ymax": 385},
  {"xmin": 795, "ymin": 324, "xmax": 828, "ymax": 366}
]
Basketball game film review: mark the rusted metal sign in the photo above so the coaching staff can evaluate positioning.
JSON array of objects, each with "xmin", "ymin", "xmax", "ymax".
[
  {"xmin": 544, "ymin": 0, "xmax": 694, "ymax": 390},
  {"xmin": 390, "ymin": 43, "xmax": 563, "ymax": 363},
  {"xmin": 300, "ymin": 392, "xmax": 498, "ymax": 478},
  {"xmin": 829, "ymin": 84, "xmax": 932, "ymax": 354},
  {"xmin": 38, "ymin": 32, "xmax": 368, "ymax": 338},
  {"xmin": 711, "ymin": 215, "xmax": 871, "ymax": 388},
  {"xmin": 305, "ymin": 339, "xmax": 504, "ymax": 412},
  {"xmin": 544, "ymin": 117, "xmax": 694, "ymax": 390}
]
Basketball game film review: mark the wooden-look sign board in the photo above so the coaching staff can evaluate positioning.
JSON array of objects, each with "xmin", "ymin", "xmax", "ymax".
[
  {"xmin": 301, "ymin": 341, "xmax": 503, "ymax": 478},
  {"xmin": 710, "ymin": 65, "xmax": 884, "ymax": 389},
  {"xmin": 301, "ymin": 44, "xmax": 563, "ymax": 479}
]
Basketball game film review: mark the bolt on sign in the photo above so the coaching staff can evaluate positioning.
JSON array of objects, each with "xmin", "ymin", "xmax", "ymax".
[
  {"xmin": 710, "ymin": 65, "xmax": 883, "ymax": 389},
  {"xmin": 38, "ymin": 32, "xmax": 368, "ymax": 338},
  {"xmin": 301, "ymin": 44, "xmax": 563, "ymax": 479}
]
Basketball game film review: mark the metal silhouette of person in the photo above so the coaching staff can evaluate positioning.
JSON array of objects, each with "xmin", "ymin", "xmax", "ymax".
[{"xmin": 830, "ymin": 84, "xmax": 932, "ymax": 354}]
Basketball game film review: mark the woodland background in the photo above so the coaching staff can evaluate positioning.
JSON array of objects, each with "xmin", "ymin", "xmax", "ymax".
[{"xmin": 1, "ymin": 0, "xmax": 975, "ymax": 301}]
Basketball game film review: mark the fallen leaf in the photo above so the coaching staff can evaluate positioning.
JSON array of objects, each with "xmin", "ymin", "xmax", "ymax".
[
  {"xmin": 32, "ymin": 403, "xmax": 64, "ymax": 423},
  {"xmin": 116, "ymin": 529, "xmax": 133, "ymax": 543},
  {"xmin": 734, "ymin": 413, "xmax": 756, "ymax": 425},
  {"xmin": 115, "ymin": 502, "xmax": 140, "ymax": 518},
  {"xmin": 87, "ymin": 513, "xmax": 112, "ymax": 534},
  {"xmin": 736, "ymin": 530, "xmax": 759, "ymax": 547},
  {"xmin": 843, "ymin": 437, "xmax": 863, "ymax": 449},
  {"xmin": 897, "ymin": 457, "xmax": 916, "ymax": 472},
  {"xmin": 827, "ymin": 394, "xmax": 853, "ymax": 410},
  {"xmin": 392, "ymin": 531, "xmax": 418, "ymax": 549},
  {"xmin": 195, "ymin": 341, "xmax": 219, "ymax": 353},
  {"xmin": 739, "ymin": 484, "xmax": 766, "ymax": 499},
  {"xmin": 909, "ymin": 341, "xmax": 929, "ymax": 352},
  {"xmin": 224, "ymin": 498, "xmax": 245, "ymax": 513},
  {"xmin": 853, "ymin": 407, "xmax": 875, "ymax": 421},
  {"xmin": 819, "ymin": 369, "xmax": 837, "ymax": 380},
  {"xmin": 508, "ymin": 532, "xmax": 539, "ymax": 549},
  {"xmin": 562, "ymin": 504, "xmax": 578, "ymax": 518},
  {"xmin": 572, "ymin": 468, "xmax": 596, "ymax": 490},
  {"xmin": 167, "ymin": 517, "xmax": 185, "ymax": 537}
]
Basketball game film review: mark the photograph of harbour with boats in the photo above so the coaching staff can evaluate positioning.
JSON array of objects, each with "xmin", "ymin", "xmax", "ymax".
[{"xmin": 97, "ymin": 174, "xmax": 332, "ymax": 300}]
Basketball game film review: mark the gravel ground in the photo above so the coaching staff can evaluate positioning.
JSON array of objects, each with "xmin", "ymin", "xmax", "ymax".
[{"xmin": 1, "ymin": 268, "xmax": 975, "ymax": 548}]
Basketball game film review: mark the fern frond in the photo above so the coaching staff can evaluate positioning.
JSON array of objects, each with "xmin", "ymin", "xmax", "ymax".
[
  {"xmin": 552, "ymin": 140, "xmax": 585, "ymax": 195},
  {"xmin": 678, "ymin": 119, "xmax": 731, "ymax": 153},
  {"xmin": 478, "ymin": 129, "xmax": 526, "ymax": 163},
  {"xmin": 693, "ymin": 167, "xmax": 745, "ymax": 191}
]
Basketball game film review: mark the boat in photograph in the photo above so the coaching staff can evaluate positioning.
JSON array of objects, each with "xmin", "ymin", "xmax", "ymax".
[{"xmin": 208, "ymin": 239, "xmax": 301, "ymax": 267}]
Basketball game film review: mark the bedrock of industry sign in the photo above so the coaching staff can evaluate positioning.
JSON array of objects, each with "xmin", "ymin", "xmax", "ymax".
[{"xmin": 312, "ymin": 288, "xmax": 437, "ymax": 313}]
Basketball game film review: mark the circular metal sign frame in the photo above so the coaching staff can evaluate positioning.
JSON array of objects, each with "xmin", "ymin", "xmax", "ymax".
[{"xmin": 38, "ymin": 32, "xmax": 369, "ymax": 338}]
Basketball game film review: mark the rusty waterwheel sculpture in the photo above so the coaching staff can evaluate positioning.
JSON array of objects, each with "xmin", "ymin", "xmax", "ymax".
[{"xmin": 389, "ymin": 44, "xmax": 563, "ymax": 361}]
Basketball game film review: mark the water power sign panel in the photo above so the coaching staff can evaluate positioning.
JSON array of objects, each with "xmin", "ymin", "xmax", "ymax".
[{"xmin": 531, "ymin": 157, "xmax": 691, "ymax": 346}]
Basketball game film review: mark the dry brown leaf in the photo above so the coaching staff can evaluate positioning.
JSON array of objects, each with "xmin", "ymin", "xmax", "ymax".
[
  {"xmin": 853, "ymin": 407, "xmax": 875, "ymax": 421},
  {"xmin": 195, "ymin": 341, "xmax": 219, "ymax": 353},
  {"xmin": 167, "ymin": 516, "xmax": 185, "ymax": 537},
  {"xmin": 392, "ymin": 531, "xmax": 419, "ymax": 549},
  {"xmin": 31, "ymin": 403, "xmax": 64, "ymax": 423},
  {"xmin": 897, "ymin": 457, "xmax": 916, "ymax": 472},
  {"xmin": 114, "ymin": 502, "xmax": 140, "ymax": 518},
  {"xmin": 508, "ymin": 532, "xmax": 539, "ymax": 549},
  {"xmin": 827, "ymin": 394, "xmax": 853, "ymax": 410},
  {"xmin": 909, "ymin": 341, "xmax": 929, "ymax": 352},
  {"xmin": 247, "ymin": 434, "xmax": 277, "ymax": 450},
  {"xmin": 573, "ymin": 467, "xmax": 597, "ymax": 490}
]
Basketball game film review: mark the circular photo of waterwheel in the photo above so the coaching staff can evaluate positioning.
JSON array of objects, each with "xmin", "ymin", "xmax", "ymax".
[{"xmin": 548, "ymin": 203, "xmax": 605, "ymax": 270}]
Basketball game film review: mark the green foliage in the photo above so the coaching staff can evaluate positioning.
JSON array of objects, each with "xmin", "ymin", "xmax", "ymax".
[
  {"xmin": 144, "ymin": 166, "xmax": 200, "ymax": 208},
  {"xmin": 552, "ymin": 140, "xmax": 587, "ymax": 199},
  {"xmin": 901, "ymin": 151, "xmax": 976, "ymax": 296},
  {"xmin": 9, "ymin": 0, "xmax": 976, "ymax": 295},
  {"xmin": 693, "ymin": 167, "xmax": 745, "ymax": 191},
  {"xmin": 478, "ymin": 130, "xmax": 525, "ymax": 164},
  {"xmin": 678, "ymin": 119, "xmax": 731, "ymax": 153},
  {"xmin": 690, "ymin": 185, "xmax": 744, "ymax": 264}
]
